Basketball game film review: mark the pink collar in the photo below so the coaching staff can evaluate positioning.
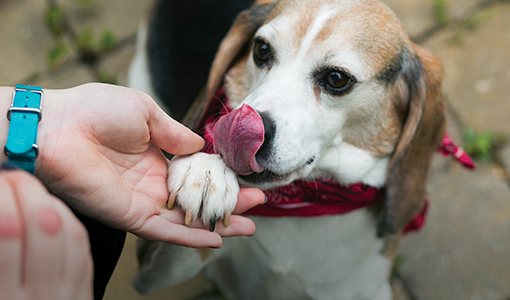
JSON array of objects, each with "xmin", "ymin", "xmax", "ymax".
[{"xmin": 197, "ymin": 88, "xmax": 473, "ymax": 233}]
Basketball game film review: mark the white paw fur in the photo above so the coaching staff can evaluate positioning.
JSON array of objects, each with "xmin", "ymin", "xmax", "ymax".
[{"xmin": 167, "ymin": 153, "xmax": 239, "ymax": 230}]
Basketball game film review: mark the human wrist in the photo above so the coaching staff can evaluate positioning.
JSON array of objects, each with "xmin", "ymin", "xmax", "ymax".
[
  {"xmin": 0, "ymin": 86, "xmax": 66, "ymax": 176},
  {"xmin": 33, "ymin": 87, "xmax": 67, "ymax": 177},
  {"xmin": 0, "ymin": 87, "xmax": 13, "ymax": 162}
]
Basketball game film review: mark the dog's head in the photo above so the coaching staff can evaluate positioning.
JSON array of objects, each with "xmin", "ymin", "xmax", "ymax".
[{"xmin": 200, "ymin": 0, "xmax": 446, "ymax": 236}]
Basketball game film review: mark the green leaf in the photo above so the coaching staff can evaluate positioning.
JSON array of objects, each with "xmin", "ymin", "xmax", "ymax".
[
  {"xmin": 99, "ymin": 29, "xmax": 116, "ymax": 51},
  {"xmin": 26, "ymin": 72, "xmax": 40, "ymax": 84},
  {"xmin": 45, "ymin": 5, "xmax": 65, "ymax": 38},
  {"xmin": 48, "ymin": 43, "xmax": 71, "ymax": 67},
  {"xmin": 432, "ymin": 0, "xmax": 448, "ymax": 27},
  {"xmin": 98, "ymin": 69, "xmax": 118, "ymax": 85},
  {"xmin": 72, "ymin": 0, "xmax": 93, "ymax": 5},
  {"xmin": 464, "ymin": 9, "xmax": 494, "ymax": 29},
  {"xmin": 77, "ymin": 28, "xmax": 96, "ymax": 52},
  {"xmin": 463, "ymin": 129, "xmax": 495, "ymax": 161}
]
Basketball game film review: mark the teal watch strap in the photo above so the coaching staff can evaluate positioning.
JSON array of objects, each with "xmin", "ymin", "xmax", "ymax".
[{"xmin": 4, "ymin": 85, "xmax": 43, "ymax": 174}]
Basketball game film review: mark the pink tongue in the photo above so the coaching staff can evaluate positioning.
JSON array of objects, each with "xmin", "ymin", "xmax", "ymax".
[{"xmin": 213, "ymin": 104, "xmax": 265, "ymax": 175}]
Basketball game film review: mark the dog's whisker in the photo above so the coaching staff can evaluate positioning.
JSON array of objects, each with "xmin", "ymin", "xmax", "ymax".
[
  {"xmin": 311, "ymin": 179, "xmax": 321, "ymax": 192},
  {"xmin": 218, "ymin": 99, "xmax": 229, "ymax": 111},
  {"xmin": 207, "ymin": 94, "xmax": 229, "ymax": 113},
  {"xmin": 206, "ymin": 91, "xmax": 222, "ymax": 103},
  {"xmin": 195, "ymin": 127, "xmax": 206, "ymax": 137}
]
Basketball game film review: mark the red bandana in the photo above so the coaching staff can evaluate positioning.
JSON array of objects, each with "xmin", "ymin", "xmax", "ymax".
[{"xmin": 196, "ymin": 88, "xmax": 474, "ymax": 233}]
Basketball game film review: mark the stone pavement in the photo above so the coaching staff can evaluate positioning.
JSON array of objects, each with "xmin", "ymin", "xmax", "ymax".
[{"xmin": 1, "ymin": 0, "xmax": 509, "ymax": 299}]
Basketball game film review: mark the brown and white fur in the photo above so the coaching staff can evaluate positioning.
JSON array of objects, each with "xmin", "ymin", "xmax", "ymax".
[{"xmin": 129, "ymin": 0, "xmax": 446, "ymax": 299}]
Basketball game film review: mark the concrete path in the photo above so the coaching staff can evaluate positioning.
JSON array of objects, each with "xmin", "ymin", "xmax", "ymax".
[{"xmin": 1, "ymin": 0, "xmax": 509, "ymax": 299}]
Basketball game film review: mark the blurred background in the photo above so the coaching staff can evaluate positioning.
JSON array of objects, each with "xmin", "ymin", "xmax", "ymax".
[{"xmin": 1, "ymin": 0, "xmax": 509, "ymax": 299}]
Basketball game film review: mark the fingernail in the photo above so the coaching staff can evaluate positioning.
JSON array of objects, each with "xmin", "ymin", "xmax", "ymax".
[
  {"xmin": 255, "ymin": 196, "xmax": 268, "ymax": 208},
  {"xmin": 1, "ymin": 162, "xmax": 20, "ymax": 171}
]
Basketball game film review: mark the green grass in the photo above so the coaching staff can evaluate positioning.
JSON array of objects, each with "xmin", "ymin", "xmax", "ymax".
[
  {"xmin": 48, "ymin": 43, "xmax": 71, "ymax": 67},
  {"xmin": 45, "ymin": 4, "xmax": 66, "ymax": 38},
  {"xmin": 464, "ymin": 9, "xmax": 494, "ymax": 29},
  {"xmin": 433, "ymin": 0, "xmax": 449, "ymax": 26},
  {"xmin": 463, "ymin": 129, "xmax": 506, "ymax": 161}
]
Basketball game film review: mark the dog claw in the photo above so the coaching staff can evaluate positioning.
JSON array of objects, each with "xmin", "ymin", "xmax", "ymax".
[
  {"xmin": 223, "ymin": 211, "xmax": 231, "ymax": 228},
  {"xmin": 209, "ymin": 215, "xmax": 217, "ymax": 232},
  {"xmin": 185, "ymin": 210, "xmax": 193, "ymax": 226},
  {"xmin": 167, "ymin": 191, "xmax": 177, "ymax": 210}
]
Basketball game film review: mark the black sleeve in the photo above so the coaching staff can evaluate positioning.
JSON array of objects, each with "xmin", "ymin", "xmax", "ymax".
[{"xmin": 73, "ymin": 210, "xmax": 126, "ymax": 300}]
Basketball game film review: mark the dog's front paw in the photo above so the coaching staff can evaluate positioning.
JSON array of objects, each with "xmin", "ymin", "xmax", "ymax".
[{"xmin": 167, "ymin": 153, "xmax": 239, "ymax": 231}]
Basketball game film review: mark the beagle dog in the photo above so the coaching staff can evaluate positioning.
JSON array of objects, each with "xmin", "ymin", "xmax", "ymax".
[{"xmin": 129, "ymin": 0, "xmax": 446, "ymax": 299}]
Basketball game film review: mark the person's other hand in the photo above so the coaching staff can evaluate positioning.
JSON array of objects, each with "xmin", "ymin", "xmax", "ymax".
[
  {"xmin": 0, "ymin": 165, "xmax": 93, "ymax": 300},
  {"xmin": 36, "ymin": 83, "xmax": 264, "ymax": 248}
]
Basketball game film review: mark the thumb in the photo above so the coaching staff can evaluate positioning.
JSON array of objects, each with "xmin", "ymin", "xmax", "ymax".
[{"xmin": 148, "ymin": 102, "xmax": 205, "ymax": 155}]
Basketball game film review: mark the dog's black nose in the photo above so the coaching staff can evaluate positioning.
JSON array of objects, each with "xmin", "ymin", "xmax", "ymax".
[{"xmin": 255, "ymin": 112, "xmax": 276, "ymax": 165}]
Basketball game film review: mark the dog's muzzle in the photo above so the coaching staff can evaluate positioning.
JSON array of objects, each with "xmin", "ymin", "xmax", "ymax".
[{"xmin": 213, "ymin": 104, "xmax": 266, "ymax": 175}]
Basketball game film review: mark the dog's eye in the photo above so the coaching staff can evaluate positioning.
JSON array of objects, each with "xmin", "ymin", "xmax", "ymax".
[
  {"xmin": 326, "ymin": 71, "xmax": 351, "ymax": 89},
  {"xmin": 315, "ymin": 68, "xmax": 356, "ymax": 96},
  {"xmin": 253, "ymin": 38, "xmax": 273, "ymax": 67}
]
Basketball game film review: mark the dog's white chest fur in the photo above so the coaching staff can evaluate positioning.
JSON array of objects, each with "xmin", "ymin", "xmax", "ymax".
[
  {"xmin": 134, "ymin": 209, "xmax": 392, "ymax": 300},
  {"xmin": 208, "ymin": 212, "xmax": 392, "ymax": 300},
  {"xmin": 133, "ymin": 208, "xmax": 392, "ymax": 300}
]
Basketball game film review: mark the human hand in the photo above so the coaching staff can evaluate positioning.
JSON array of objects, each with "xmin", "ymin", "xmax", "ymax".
[
  {"xmin": 32, "ymin": 83, "xmax": 264, "ymax": 248},
  {"xmin": 0, "ymin": 164, "xmax": 93, "ymax": 300}
]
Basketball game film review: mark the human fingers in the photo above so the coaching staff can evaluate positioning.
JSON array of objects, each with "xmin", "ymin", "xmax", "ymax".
[
  {"xmin": 159, "ymin": 207, "xmax": 257, "ymax": 238},
  {"xmin": 147, "ymin": 101, "xmax": 205, "ymax": 155},
  {"xmin": 210, "ymin": 188, "xmax": 265, "ymax": 237},
  {"xmin": 131, "ymin": 212, "xmax": 223, "ymax": 248},
  {"xmin": 208, "ymin": 215, "xmax": 257, "ymax": 237},
  {"xmin": 53, "ymin": 199, "xmax": 93, "ymax": 300},
  {"xmin": 4, "ymin": 170, "xmax": 65, "ymax": 299},
  {"xmin": 0, "ymin": 172, "xmax": 23, "ymax": 298},
  {"xmin": 232, "ymin": 188, "xmax": 266, "ymax": 214},
  {"xmin": 162, "ymin": 188, "xmax": 264, "ymax": 238},
  {"xmin": 4, "ymin": 170, "xmax": 92, "ymax": 300}
]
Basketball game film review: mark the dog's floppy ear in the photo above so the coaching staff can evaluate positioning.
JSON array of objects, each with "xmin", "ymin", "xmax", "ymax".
[
  {"xmin": 182, "ymin": 1, "xmax": 277, "ymax": 129},
  {"xmin": 377, "ymin": 44, "xmax": 447, "ymax": 237},
  {"xmin": 206, "ymin": 1, "xmax": 277, "ymax": 98}
]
